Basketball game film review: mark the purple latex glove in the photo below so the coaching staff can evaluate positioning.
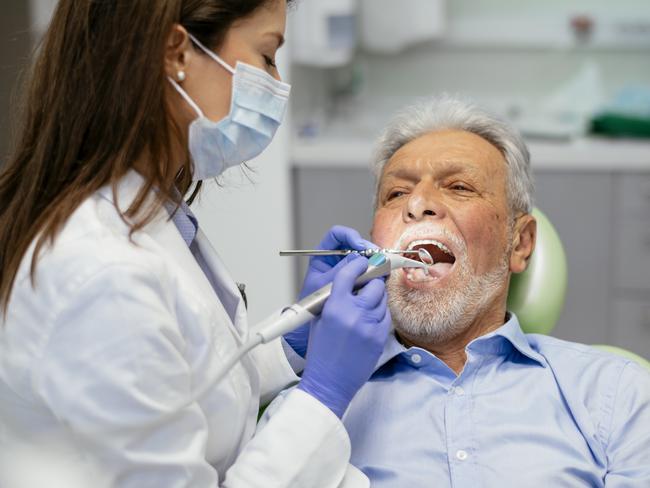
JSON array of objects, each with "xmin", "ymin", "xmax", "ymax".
[
  {"xmin": 298, "ymin": 256, "xmax": 392, "ymax": 418},
  {"xmin": 283, "ymin": 226, "xmax": 376, "ymax": 357}
]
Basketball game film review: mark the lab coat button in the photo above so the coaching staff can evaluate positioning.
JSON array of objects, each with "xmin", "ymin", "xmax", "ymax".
[{"xmin": 456, "ymin": 450, "xmax": 468, "ymax": 461}]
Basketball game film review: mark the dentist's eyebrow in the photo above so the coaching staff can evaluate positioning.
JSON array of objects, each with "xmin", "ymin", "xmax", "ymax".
[{"xmin": 266, "ymin": 32, "xmax": 285, "ymax": 49}]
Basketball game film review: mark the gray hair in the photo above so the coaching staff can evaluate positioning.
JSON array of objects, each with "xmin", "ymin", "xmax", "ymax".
[{"xmin": 372, "ymin": 94, "xmax": 534, "ymax": 214}]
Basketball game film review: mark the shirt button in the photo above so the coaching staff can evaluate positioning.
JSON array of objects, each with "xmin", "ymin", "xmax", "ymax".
[
  {"xmin": 456, "ymin": 450, "xmax": 468, "ymax": 461},
  {"xmin": 410, "ymin": 353, "xmax": 422, "ymax": 364},
  {"xmin": 454, "ymin": 386, "xmax": 465, "ymax": 396}
]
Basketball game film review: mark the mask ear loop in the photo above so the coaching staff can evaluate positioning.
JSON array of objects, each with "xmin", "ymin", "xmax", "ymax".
[
  {"xmin": 166, "ymin": 32, "xmax": 237, "ymax": 117},
  {"xmin": 188, "ymin": 33, "xmax": 236, "ymax": 76},
  {"xmin": 167, "ymin": 77, "xmax": 204, "ymax": 118}
]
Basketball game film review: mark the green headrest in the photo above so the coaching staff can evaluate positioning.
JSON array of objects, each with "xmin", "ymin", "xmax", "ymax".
[
  {"xmin": 592, "ymin": 345, "xmax": 650, "ymax": 370},
  {"xmin": 507, "ymin": 208, "xmax": 568, "ymax": 335}
]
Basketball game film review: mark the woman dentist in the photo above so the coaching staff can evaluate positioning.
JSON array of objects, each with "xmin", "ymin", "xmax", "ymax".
[{"xmin": 0, "ymin": 1, "xmax": 391, "ymax": 486}]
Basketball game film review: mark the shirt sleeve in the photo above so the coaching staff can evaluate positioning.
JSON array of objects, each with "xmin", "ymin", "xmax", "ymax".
[
  {"xmin": 243, "ymin": 388, "xmax": 369, "ymax": 488},
  {"xmin": 604, "ymin": 361, "xmax": 650, "ymax": 487},
  {"xmin": 281, "ymin": 337, "xmax": 306, "ymax": 375}
]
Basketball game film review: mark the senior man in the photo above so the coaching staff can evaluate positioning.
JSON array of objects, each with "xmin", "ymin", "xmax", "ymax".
[{"xmin": 340, "ymin": 96, "xmax": 650, "ymax": 487}]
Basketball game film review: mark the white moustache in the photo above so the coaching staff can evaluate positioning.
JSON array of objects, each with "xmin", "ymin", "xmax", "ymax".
[{"xmin": 393, "ymin": 225, "xmax": 465, "ymax": 255}]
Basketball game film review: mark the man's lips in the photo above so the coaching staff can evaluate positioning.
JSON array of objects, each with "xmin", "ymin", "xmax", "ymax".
[
  {"xmin": 399, "ymin": 237, "xmax": 459, "ymax": 285},
  {"xmin": 405, "ymin": 239, "xmax": 456, "ymax": 266}
]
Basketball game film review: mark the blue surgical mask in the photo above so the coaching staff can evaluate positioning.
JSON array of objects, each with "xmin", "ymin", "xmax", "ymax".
[{"xmin": 169, "ymin": 34, "xmax": 291, "ymax": 181}]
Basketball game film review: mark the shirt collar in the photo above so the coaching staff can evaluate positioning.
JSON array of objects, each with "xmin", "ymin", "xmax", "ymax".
[
  {"xmin": 374, "ymin": 312, "xmax": 546, "ymax": 373},
  {"xmin": 164, "ymin": 194, "xmax": 198, "ymax": 247},
  {"xmin": 478, "ymin": 313, "xmax": 547, "ymax": 367},
  {"xmin": 374, "ymin": 332, "xmax": 408, "ymax": 371}
]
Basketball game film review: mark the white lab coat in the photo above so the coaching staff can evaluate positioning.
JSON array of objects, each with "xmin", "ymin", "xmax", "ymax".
[{"xmin": 0, "ymin": 170, "xmax": 367, "ymax": 487}]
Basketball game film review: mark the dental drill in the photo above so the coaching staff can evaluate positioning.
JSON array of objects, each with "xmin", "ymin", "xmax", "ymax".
[{"xmin": 185, "ymin": 253, "xmax": 429, "ymax": 405}]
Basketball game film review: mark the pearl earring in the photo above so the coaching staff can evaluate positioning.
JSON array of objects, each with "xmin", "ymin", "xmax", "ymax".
[{"xmin": 177, "ymin": 70, "xmax": 186, "ymax": 82}]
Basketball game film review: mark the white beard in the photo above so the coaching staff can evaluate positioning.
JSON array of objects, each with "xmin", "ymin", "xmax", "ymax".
[{"xmin": 387, "ymin": 241, "xmax": 511, "ymax": 344}]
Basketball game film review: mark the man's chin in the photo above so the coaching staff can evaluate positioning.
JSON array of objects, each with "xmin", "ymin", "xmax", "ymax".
[
  {"xmin": 388, "ymin": 290, "xmax": 473, "ymax": 345},
  {"xmin": 392, "ymin": 311, "xmax": 471, "ymax": 346}
]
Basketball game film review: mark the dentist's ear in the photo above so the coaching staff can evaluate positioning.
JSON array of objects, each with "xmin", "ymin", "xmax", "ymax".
[
  {"xmin": 165, "ymin": 24, "xmax": 194, "ymax": 81},
  {"xmin": 510, "ymin": 213, "xmax": 536, "ymax": 274}
]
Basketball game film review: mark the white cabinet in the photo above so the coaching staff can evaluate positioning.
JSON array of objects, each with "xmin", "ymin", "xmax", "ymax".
[
  {"xmin": 533, "ymin": 172, "xmax": 613, "ymax": 347},
  {"xmin": 609, "ymin": 174, "xmax": 650, "ymax": 356},
  {"xmin": 611, "ymin": 298, "xmax": 650, "ymax": 355}
]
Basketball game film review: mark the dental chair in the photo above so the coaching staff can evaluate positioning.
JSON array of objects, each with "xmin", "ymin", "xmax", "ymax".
[{"xmin": 507, "ymin": 208, "xmax": 650, "ymax": 370}]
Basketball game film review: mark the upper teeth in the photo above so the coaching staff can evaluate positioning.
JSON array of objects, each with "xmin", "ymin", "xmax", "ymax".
[{"xmin": 407, "ymin": 239, "xmax": 453, "ymax": 256}]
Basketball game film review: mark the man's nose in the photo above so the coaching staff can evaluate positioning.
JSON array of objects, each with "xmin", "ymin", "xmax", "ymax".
[{"xmin": 404, "ymin": 186, "xmax": 447, "ymax": 222}]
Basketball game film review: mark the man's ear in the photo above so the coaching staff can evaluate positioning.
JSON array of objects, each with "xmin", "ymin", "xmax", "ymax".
[
  {"xmin": 510, "ymin": 213, "xmax": 536, "ymax": 274},
  {"xmin": 164, "ymin": 24, "xmax": 193, "ymax": 80}
]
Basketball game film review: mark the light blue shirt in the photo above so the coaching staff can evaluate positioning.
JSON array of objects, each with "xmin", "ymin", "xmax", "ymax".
[{"xmin": 343, "ymin": 314, "xmax": 650, "ymax": 487}]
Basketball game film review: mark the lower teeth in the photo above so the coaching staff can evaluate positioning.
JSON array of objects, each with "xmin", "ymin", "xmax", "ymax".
[{"xmin": 406, "ymin": 268, "xmax": 435, "ymax": 282}]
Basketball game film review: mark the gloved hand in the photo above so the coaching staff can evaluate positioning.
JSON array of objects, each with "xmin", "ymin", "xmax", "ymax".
[
  {"xmin": 297, "ymin": 256, "xmax": 392, "ymax": 418},
  {"xmin": 283, "ymin": 226, "xmax": 376, "ymax": 357}
]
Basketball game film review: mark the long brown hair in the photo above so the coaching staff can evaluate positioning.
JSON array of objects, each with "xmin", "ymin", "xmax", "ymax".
[{"xmin": 0, "ymin": 0, "xmax": 289, "ymax": 314}]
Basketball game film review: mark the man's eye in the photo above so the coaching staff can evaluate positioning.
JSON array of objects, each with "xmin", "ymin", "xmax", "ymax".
[
  {"xmin": 263, "ymin": 55, "xmax": 277, "ymax": 68},
  {"xmin": 450, "ymin": 183, "xmax": 472, "ymax": 192},
  {"xmin": 387, "ymin": 190, "xmax": 406, "ymax": 201}
]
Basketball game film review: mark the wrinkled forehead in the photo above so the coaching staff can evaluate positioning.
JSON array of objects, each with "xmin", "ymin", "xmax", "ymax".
[{"xmin": 378, "ymin": 130, "xmax": 508, "ymax": 186}]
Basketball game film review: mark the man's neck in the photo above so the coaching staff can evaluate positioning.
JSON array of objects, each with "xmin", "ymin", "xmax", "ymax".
[{"xmin": 397, "ymin": 305, "xmax": 509, "ymax": 375}]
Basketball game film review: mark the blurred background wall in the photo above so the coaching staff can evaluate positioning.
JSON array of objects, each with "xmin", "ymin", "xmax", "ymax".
[{"xmin": 289, "ymin": 0, "xmax": 650, "ymax": 358}]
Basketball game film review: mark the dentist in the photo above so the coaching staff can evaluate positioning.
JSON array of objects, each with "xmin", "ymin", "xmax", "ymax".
[{"xmin": 0, "ymin": 1, "xmax": 390, "ymax": 487}]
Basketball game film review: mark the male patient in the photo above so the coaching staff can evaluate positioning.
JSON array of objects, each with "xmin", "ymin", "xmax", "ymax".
[{"xmin": 341, "ymin": 96, "xmax": 650, "ymax": 486}]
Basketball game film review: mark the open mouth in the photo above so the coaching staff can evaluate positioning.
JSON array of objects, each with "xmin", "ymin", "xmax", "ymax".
[{"xmin": 403, "ymin": 239, "xmax": 457, "ymax": 283}]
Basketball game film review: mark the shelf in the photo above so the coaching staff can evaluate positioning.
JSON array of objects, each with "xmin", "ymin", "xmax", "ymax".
[{"xmin": 292, "ymin": 135, "xmax": 650, "ymax": 172}]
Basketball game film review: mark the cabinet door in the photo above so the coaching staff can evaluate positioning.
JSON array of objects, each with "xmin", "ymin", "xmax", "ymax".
[
  {"xmin": 532, "ymin": 172, "xmax": 613, "ymax": 345},
  {"xmin": 611, "ymin": 298, "xmax": 650, "ymax": 359},
  {"xmin": 613, "ymin": 174, "xmax": 650, "ymax": 291},
  {"xmin": 292, "ymin": 167, "xmax": 376, "ymax": 290},
  {"xmin": 609, "ymin": 173, "xmax": 650, "ymax": 357},
  {"xmin": 617, "ymin": 172, "xmax": 650, "ymax": 219}
]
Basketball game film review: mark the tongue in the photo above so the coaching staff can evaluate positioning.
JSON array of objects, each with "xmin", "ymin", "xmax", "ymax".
[{"xmin": 427, "ymin": 261, "xmax": 453, "ymax": 279}]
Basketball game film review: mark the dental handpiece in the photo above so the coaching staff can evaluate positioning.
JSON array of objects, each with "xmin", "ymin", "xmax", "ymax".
[
  {"xmin": 185, "ymin": 253, "xmax": 428, "ymax": 405},
  {"xmin": 259, "ymin": 251, "xmax": 431, "ymax": 343},
  {"xmin": 280, "ymin": 248, "xmax": 435, "ymax": 266},
  {"xmin": 255, "ymin": 253, "xmax": 394, "ymax": 343}
]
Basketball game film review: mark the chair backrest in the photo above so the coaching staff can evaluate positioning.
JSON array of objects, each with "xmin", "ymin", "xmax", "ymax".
[
  {"xmin": 591, "ymin": 344, "xmax": 650, "ymax": 370},
  {"xmin": 507, "ymin": 208, "xmax": 650, "ymax": 370},
  {"xmin": 507, "ymin": 208, "xmax": 568, "ymax": 335}
]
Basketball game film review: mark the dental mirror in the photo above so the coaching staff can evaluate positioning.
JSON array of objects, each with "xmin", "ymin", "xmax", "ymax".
[{"xmin": 416, "ymin": 248, "xmax": 434, "ymax": 266}]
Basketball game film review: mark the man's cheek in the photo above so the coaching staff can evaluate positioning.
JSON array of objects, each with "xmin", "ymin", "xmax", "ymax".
[{"xmin": 370, "ymin": 212, "xmax": 399, "ymax": 247}]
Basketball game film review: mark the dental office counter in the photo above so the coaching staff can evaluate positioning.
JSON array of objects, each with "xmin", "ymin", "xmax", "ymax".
[{"xmin": 291, "ymin": 136, "xmax": 650, "ymax": 358}]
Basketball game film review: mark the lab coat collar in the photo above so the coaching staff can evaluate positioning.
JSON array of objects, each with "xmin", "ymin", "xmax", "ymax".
[
  {"xmin": 95, "ymin": 170, "xmax": 248, "ymax": 343},
  {"xmin": 193, "ymin": 229, "xmax": 249, "ymax": 339},
  {"xmin": 96, "ymin": 169, "xmax": 153, "ymax": 222}
]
